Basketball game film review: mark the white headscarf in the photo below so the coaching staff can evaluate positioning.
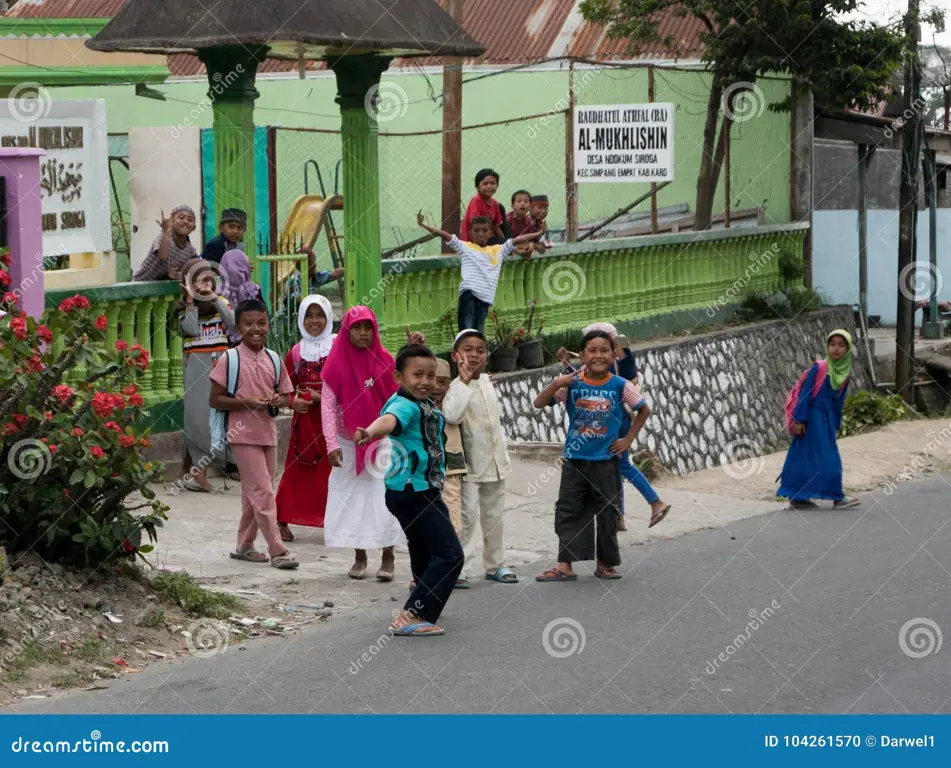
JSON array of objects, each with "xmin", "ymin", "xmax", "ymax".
[
  {"xmin": 583, "ymin": 322, "xmax": 618, "ymax": 338},
  {"xmin": 298, "ymin": 294, "xmax": 335, "ymax": 362}
]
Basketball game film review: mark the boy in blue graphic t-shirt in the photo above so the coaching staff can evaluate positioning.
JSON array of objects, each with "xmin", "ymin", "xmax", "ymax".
[{"xmin": 532, "ymin": 330, "xmax": 650, "ymax": 582}]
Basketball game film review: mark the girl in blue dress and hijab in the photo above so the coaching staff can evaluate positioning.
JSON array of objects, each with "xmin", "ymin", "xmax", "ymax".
[{"xmin": 778, "ymin": 329, "xmax": 860, "ymax": 509}]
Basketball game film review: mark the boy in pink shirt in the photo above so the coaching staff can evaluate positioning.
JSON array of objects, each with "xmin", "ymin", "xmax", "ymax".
[{"xmin": 210, "ymin": 298, "xmax": 299, "ymax": 569}]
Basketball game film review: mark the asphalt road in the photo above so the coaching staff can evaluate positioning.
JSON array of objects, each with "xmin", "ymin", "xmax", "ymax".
[{"xmin": 10, "ymin": 473, "xmax": 951, "ymax": 715}]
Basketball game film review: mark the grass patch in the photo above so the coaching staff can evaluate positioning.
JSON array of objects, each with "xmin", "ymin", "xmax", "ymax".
[
  {"xmin": 151, "ymin": 571, "xmax": 244, "ymax": 619},
  {"xmin": 2, "ymin": 643, "xmax": 66, "ymax": 683},
  {"xmin": 73, "ymin": 638, "xmax": 110, "ymax": 664},
  {"xmin": 840, "ymin": 391, "xmax": 918, "ymax": 438}
]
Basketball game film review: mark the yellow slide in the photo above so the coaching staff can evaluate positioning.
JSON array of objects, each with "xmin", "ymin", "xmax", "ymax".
[{"xmin": 275, "ymin": 194, "xmax": 343, "ymax": 286}]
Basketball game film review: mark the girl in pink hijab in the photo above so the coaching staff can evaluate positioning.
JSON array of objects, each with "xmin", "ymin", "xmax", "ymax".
[{"xmin": 321, "ymin": 306, "xmax": 405, "ymax": 580}]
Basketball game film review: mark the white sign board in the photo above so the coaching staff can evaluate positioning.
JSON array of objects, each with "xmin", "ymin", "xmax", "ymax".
[
  {"xmin": 0, "ymin": 99, "xmax": 111, "ymax": 256},
  {"xmin": 574, "ymin": 103, "xmax": 674, "ymax": 183}
]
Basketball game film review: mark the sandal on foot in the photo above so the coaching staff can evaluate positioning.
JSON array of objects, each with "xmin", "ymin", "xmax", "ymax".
[
  {"xmin": 230, "ymin": 547, "xmax": 268, "ymax": 563},
  {"xmin": 453, "ymin": 578, "xmax": 471, "ymax": 589},
  {"xmin": 648, "ymin": 504, "xmax": 671, "ymax": 529},
  {"xmin": 389, "ymin": 621, "xmax": 444, "ymax": 637},
  {"xmin": 485, "ymin": 567, "xmax": 519, "ymax": 584},
  {"xmin": 348, "ymin": 564, "xmax": 367, "ymax": 580},
  {"xmin": 271, "ymin": 553, "xmax": 299, "ymax": 570},
  {"xmin": 376, "ymin": 567, "xmax": 395, "ymax": 582},
  {"xmin": 787, "ymin": 500, "xmax": 819, "ymax": 510},
  {"xmin": 834, "ymin": 497, "xmax": 861, "ymax": 509},
  {"xmin": 279, "ymin": 525, "xmax": 295, "ymax": 542},
  {"xmin": 408, "ymin": 580, "xmax": 417, "ymax": 591},
  {"xmin": 595, "ymin": 566, "xmax": 622, "ymax": 579},
  {"xmin": 535, "ymin": 568, "xmax": 577, "ymax": 582}
]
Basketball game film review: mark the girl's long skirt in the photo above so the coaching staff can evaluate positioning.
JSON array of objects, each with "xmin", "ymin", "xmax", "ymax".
[
  {"xmin": 276, "ymin": 407, "xmax": 330, "ymax": 528},
  {"xmin": 324, "ymin": 437, "xmax": 405, "ymax": 549},
  {"xmin": 555, "ymin": 458, "xmax": 621, "ymax": 567},
  {"xmin": 182, "ymin": 352, "xmax": 221, "ymax": 469}
]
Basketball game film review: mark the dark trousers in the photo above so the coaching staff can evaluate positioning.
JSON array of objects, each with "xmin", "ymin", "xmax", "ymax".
[
  {"xmin": 554, "ymin": 459, "xmax": 622, "ymax": 567},
  {"xmin": 385, "ymin": 486, "xmax": 464, "ymax": 625},
  {"xmin": 458, "ymin": 290, "xmax": 491, "ymax": 335}
]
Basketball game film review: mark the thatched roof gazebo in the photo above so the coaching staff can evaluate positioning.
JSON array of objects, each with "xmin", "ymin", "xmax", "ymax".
[{"xmin": 87, "ymin": 0, "xmax": 484, "ymax": 312}]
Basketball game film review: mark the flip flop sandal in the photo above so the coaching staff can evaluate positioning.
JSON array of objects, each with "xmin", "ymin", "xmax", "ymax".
[
  {"xmin": 230, "ymin": 548, "xmax": 268, "ymax": 563},
  {"xmin": 535, "ymin": 568, "xmax": 578, "ymax": 582},
  {"xmin": 485, "ymin": 567, "xmax": 519, "ymax": 584},
  {"xmin": 834, "ymin": 497, "xmax": 861, "ymax": 509},
  {"xmin": 648, "ymin": 504, "xmax": 671, "ymax": 529},
  {"xmin": 389, "ymin": 622, "xmax": 444, "ymax": 637},
  {"xmin": 184, "ymin": 480, "xmax": 215, "ymax": 494},
  {"xmin": 348, "ymin": 564, "xmax": 367, "ymax": 580},
  {"xmin": 279, "ymin": 526, "xmax": 295, "ymax": 542},
  {"xmin": 376, "ymin": 567, "xmax": 395, "ymax": 582},
  {"xmin": 453, "ymin": 578, "xmax": 471, "ymax": 589},
  {"xmin": 595, "ymin": 566, "xmax": 622, "ymax": 580},
  {"xmin": 271, "ymin": 554, "xmax": 299, "ymax": 570},
  {"xmin": 787, "ymin": 500, "xmax": 819, "ymax": 510}
]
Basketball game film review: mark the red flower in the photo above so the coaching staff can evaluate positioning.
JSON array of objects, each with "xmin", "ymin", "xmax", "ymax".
[
  {"xmin": 139, "ymin": 438, "xmax": 152, "ymax": 448},
  {"xmin": 72, "ymin": 295, "xmax": 90, "ymax": 310},
  {"xmin": 40, "ymin": 437, "xmax": 48, "ymax": 443},
  {"xmin": 2, "ymin": 292, "xmax": 16, "ymax": 305},
  {"xmin": 119, "ymin": 435, "xmax": 135, "ymax": 449},
  {"xmin": 44, "ymin": 412, "xmax": 53, "ymax": 421},
  {"xmin": 13, "ymin": 414, "xmax": 27, "ymax": 427},
  {"xmin": 0, "ymin": 271, "xmax": 11, "ymax": 288},
  {"xmin": 127, "ymin": 393, "xmax": 144, "ymax": 408},
  {"xmin": 48, "ymin": 444, "xmax": 58, "ymax": 453},
  {"xmin": 26, "ymin": 355, "xmax": 44, "ymax": 372},
  {"xmin": 122, "ymin": 384, "xmax": 138, "ymax": 396},
  {"xmin": 0, "ymin": 251, "xmax": 10, "ymax": 266},
  {"xmin": 114, "ymin": 340, "xmax": 128, "ymax": 352},
  {"xmin": 120, "ymin": 538, "xmax": 136, "ymax": 553},
  {"xmin": 58, "ymin": 297, "xmax": 75, "ymax": 312},
  {"xmin": 89, "ymin": 446, "xmax": 106, "ymax": 460},
  {"xmin": 91, "ymin": 392, "xmax": 124, "ymax": 419},
  {"xmin": 36, "ymin": 324, "xmax": 52, "ymax": 344},
  {"xmin": 95, "ymin": 315, "xmax": 108, "ymax": 332},
  {"xmin": 127, "ymin": 344, "xmax": 149, "ymax": 371},
  {"xmin": 62, "ymin": 489, "xmax": 70, "ymax": 500},
  {"xmin": 104, "ymin": 421, "xmax": 122, "ymax": 433},
  {"xmin": 52, "ymin": 384, "xmax": 74, "ymax": 406},
  {"xmin": 2, "ymin": 422, "xmax": 18, "ymax": 436},
  {"xmin": 9, "ymin": 316, "xmax": 27, "ymax": 340},
  {"xmin": 70, "ymin": 427, "xmax": 84, "ymax": 437}
]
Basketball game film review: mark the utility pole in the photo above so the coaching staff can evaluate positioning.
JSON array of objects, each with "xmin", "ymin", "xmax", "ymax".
[
  {"xmin": 440, "ymin": 0, "xmax": 464, "ymax": 254},
  {"xmin": 895, "ymin": 0, "xmax": 923, "ymax": 404}
]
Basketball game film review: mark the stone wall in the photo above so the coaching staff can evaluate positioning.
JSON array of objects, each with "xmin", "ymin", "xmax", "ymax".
[{"xmin": 494, "ymin": 307, "xmax": 871, "ymax": 476}]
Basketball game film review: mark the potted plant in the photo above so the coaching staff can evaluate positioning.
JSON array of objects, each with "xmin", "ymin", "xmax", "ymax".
[
  {"xmin": 488, "ymin": 311, "xmax": 519, "ymax": 373},
  {"xmin": 515, "ymin": 299, "xmax": 545, "ymax": 369}
]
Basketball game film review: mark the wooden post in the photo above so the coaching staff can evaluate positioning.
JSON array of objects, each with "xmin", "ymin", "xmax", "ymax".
[
  {"xmin": 723, "ymin": 113, "xmax": 732, "ymax": 229},
  {"xmin": 857, "ymin": 143, "xmax": 870, "ymax": 320},
  {"xmin": 565, "ymin": 60, "xmax": 578, "ymax": 242},
  {"xmin": 790, "ymin": 79, "xmax": 815, "ymax": 288},
  {"xmin": 922, "ymin": 149, "xmax": 943, "ymax": 338},
  {"xmin": 441, "ymin": 0, "xmax": 464, "ymax": 253},
  {"xmin": 648, "ymin": 65, "xmax": 658, "ymax": 234}
]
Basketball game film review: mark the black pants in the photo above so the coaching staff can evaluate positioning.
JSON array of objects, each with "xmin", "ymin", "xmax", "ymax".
[
  {"xmin": 458, "ymin": 290, "xmax": 491, "ymax": 335},
  {"xmin": 385, "ymin": 486, "xmax": 464, "ymax": 625},
  {"xmin": 554, "ymin": 459, "xmax": 622, "ymax": 567}
]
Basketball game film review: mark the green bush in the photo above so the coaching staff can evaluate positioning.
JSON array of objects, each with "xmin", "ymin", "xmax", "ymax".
[
  {"xmin": 735, "ymin": 286, "xmax": 824, "ymax": 322},
  {"xmin": 839, "ymin": 390, "xmax": 918, "ymax": 438},
  {"xmin": 0, "ymin": 285, "xmax": 167, "ymax": 567}
]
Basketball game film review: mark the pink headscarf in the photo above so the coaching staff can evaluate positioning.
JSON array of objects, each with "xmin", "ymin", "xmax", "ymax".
[{"xmin": 321, "ymin": 306, "xmax": 398, "ymax": 475}]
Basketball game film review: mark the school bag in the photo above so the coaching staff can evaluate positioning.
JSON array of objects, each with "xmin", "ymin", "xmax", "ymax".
[
  {"xmin": 209, "ymin": 347, "xmax": 284, "ymax": 454},
  {"xmin": 783, "ymin": 360, "xmax": 849, "ymax": 435}
]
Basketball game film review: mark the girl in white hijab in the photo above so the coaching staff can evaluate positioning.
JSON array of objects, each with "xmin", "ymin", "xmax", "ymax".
[{"xmin": 276, "ymin": 295, "xmax": 336, "ymax": 541}]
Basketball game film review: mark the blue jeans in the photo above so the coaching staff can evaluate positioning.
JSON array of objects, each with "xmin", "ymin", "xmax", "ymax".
[
  {"xmin": 458, "ymin": 290, "xmax": 491, "ymax": 335},
  {"xmin": 618, "ymin": 453, "xmax": 659, "ymax": 513}
]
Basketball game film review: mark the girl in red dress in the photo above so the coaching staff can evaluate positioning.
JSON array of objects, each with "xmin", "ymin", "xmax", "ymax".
[{"xmin": 276, "ymin": 295, "xmax": 335, "ymax": 541}]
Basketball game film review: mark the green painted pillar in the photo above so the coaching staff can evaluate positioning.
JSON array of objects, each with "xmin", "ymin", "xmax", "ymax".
[
  {"xmin": 198, "ymin": 46, "xmax": 266, "ymax": 274},
  {"xmin": 329, "ymin": 54, "xmax": 392, "ymax": 316}
]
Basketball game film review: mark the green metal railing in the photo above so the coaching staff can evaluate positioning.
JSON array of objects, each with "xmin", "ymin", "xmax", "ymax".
[{"xmin": 377, "ymin": 222, "xmax": 809, "ymax": 351}]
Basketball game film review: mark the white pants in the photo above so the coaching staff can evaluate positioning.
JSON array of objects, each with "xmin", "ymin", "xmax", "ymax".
[{"xmin": 460, "ymin": 479, "xmax": 506, "ymax": 576}]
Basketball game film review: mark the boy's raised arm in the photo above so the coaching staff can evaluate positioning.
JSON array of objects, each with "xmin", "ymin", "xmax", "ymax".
[{"xmin": 417, "ymin": 210, "xmax": 454, "ymax": 243}]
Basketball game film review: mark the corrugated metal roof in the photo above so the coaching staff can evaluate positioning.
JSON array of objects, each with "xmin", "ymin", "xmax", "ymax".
[
  {"xmin": 567, "ymin": 13, "xmax": 706, "ymax": 60},
  {"xmin": 7, "ymin": 0, "xmax": 126, "ymax": 17}
]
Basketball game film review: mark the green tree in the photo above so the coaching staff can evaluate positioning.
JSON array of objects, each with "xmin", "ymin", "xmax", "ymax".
[{"xmin": 579, "ymin": 0, "xmax": 906, "ymax": 230}]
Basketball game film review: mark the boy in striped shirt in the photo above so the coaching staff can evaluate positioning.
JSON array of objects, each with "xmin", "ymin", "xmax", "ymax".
[{"xmin": 416, "ymin": 211, "xmax": 543, "ymax": 334}]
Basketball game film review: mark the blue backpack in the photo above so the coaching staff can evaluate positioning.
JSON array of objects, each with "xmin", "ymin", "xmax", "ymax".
[{"xmin": 209, "ymin": 347, "xmax": 283, "ymax": 455}]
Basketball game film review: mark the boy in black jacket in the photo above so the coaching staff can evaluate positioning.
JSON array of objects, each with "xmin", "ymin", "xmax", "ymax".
[{"xmin": 201, "ymin": 208, "xmax": 247, "ymax": 264}]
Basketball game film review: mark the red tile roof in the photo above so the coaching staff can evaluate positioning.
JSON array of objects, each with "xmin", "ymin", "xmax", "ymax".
[{"xmin": 8, "ymin": 0, "xmax": 706, "ymax": 77}]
